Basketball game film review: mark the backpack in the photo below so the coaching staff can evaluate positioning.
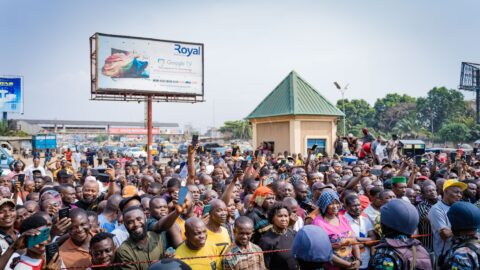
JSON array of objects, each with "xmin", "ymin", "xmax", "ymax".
[
  {"xmin": 376, "ymin": 238, "xmax": 433, "ymax": 270},
  {"xmin": 439, "ymin": 240, "xmax": 480, "ymax": 270}
]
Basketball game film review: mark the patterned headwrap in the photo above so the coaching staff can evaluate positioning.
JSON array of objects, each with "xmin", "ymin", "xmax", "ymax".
[
  {"xmin": 290, "ymin": 174, "xmax": 303, "ymax": 186},
  {"xmin": 316, "ymin": 189, "xmax": 340, "ymax": 215},
  {"xmin": 251, "ymin": 186, "xmax": 274, "ymax": 207}
]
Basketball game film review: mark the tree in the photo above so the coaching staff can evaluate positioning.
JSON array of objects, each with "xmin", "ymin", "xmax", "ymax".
[
  {"xmin": 336, "ymin": 99, "xmax": 375, "ymax": 132},
  {"xmin": 438, "ymin": 122, "xmax": 469, "ymax": 143},
  {"xmin": 219, "ymin": 120, "xmax": 252, "ymax": 140},
  {"xmin": 417, "ymin": 87, "xmax": 467, "ymax": 133},
  {"xmin": 392, "ymin": 115, "xmax": 430, "ymax": 139},
  {"xmin": 373, "ymin": 93, "xmax": 416, "ymax": 132}
]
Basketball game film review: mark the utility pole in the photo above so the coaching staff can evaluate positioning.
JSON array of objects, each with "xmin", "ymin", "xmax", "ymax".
[{"xmin": 334, "ymin": 82, "xmax": 349, "ymax": 137}]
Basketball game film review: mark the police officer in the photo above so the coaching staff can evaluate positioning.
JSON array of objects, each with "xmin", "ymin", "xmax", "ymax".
[
  {"xmin": 148, "ymin": 258, "xmax": 192, "ymax": 270},
  {"xmin": 370, "ymin": 199, "xmax": 432, "ymax": 269},
  {"xmin": 440, "ymin": 201, "xmax": 480, "ymax": 269}
]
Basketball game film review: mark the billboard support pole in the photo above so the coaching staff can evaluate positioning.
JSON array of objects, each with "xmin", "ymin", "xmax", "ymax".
[{"xmin": 147, "ymin": 95, "xmax": 153, "ymax": 165}]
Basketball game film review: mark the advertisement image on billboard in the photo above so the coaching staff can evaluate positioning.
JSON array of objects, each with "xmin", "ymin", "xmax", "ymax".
[
  {"xmin": 94, "ymin": 33, "xmax": 204, "ymax": 97},
  {"xmin": 0, "ymin": 76, "xmax": 23, "ymax": 113}
]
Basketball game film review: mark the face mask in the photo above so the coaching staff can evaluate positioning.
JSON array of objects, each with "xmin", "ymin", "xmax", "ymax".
[{"xmin": 205, "ymin": 184, "xmax": 213, "ymax": 191}]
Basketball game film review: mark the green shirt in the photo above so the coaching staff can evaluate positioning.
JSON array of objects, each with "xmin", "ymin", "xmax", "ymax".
[{"xmin": 113, "ymin": 231, "xmax": 165, "ymax": 270}]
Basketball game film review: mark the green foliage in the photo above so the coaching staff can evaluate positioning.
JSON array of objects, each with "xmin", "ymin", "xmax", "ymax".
[
  {"xmin": 438, "ymin": 122, "xmax": 470, "ymax": 143},
  {"xmin": 416, "ymin": 87, "xmax": 466, "ymax": 133},
  {"xmin": 373, "ymin": 93, "xmax": 416, "ymax": 131},
  {"xmin": 93, "ymin": 134, "xmax": 108, "ymax": 143},
  {"xmin": 219, "ymin": 120, "xmax": 252, "ymax": 140},
  {"xmin": 0, "ymin": 122, "xmax": 29, "ymax": 137},
  {"xmin": 336, "ymin": 99, "xmax": 375, "ymax": 131}
]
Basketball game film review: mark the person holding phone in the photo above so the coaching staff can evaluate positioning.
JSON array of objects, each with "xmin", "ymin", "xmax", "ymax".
[{"xmin": 2, "ymin": 214, "xmax": 63, "ymax": 270}]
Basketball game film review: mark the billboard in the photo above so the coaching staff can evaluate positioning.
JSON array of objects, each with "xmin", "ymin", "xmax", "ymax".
[
  {"xmin": 93, "ymin": 33, "xmax": 204, "ymax": 97},
  {"xmin": 0, "ymin": 76, "xmax": 23, "ymax": 113}
]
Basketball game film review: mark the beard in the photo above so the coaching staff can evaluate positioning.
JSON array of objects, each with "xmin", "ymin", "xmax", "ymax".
[{"xmin": 128, "ymin": 223, "xmax": 147, "ymax": 242}]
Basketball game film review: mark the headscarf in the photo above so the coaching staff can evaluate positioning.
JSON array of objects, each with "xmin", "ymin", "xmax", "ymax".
[
  {"xmin": 316, "ymin": 189, "xmax": 340, "ymax": 215},
  {"xmin": 290, "ymin": 174, "xmax": 303, "ymax": 186},
  {"xmin": 251, "ymin": 186, "xmax": 274, "ymax": 207}
]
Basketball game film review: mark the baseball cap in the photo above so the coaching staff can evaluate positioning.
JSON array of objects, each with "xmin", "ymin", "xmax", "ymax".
[
  {"xmin": 122, "ymin": 185, "xmax": 138, "ymax": 198},
  {"xmin": 119, "ymin": 195, "xmax": 141, "ymax": 212},
  {"xmin": 443, "ymin": 179, "xmax": 468, "ymax": 192},
  {"xmin": 0, "ymin": 198, "xmax": 15, "ymax": 208}
]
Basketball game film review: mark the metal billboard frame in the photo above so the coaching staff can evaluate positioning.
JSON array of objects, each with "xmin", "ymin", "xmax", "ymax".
[{"xmin": 90, "ymin": 33, "xmax": 205, "ymax": 103}]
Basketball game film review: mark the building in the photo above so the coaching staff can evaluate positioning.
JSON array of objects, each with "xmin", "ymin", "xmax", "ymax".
[{"xmin": 246, "ymin": 71, "xmax": 344, "ymax": 156}]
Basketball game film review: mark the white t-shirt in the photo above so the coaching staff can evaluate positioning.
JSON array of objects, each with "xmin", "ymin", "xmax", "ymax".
[
  {"xmin": 344, "ymin": 212, "xmax": 374, "ymax": 269},
  {"xmin": 363, "ymin": 204, "xmax": 380, "ymax": 225},
  {"xmin": 24, "ymin": 165, "xmax": 46, "ymax": 178},
  {"xmin": 6, "ymin": 253, "xmax": 41, "ymax": 270}
]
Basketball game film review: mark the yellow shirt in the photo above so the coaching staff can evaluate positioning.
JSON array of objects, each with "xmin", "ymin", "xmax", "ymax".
[
  {"xmin": 207, "ymin": 227, "xmax": 231, "ymax": 255},
  {"xmin": 175, "ymin": 216, "xmax": 186, "ymax": 240},
  {"xmin": 175, "ymin": 240, "xmax": 222, "ymax": 270}
]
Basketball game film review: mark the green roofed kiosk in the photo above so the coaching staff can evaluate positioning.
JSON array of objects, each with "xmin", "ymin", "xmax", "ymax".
[{"xmin": 246, "ymin": 71, "xmax": 344, "ymax": 156}]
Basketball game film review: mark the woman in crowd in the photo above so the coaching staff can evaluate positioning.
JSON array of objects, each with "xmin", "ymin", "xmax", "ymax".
[
  {"xmin": 312, "ymin": 189, "xmax": 361, "ymax": 270},
  {"xmin": 259, "ymin": 202, "xmax": 298, "ymax": 270}
]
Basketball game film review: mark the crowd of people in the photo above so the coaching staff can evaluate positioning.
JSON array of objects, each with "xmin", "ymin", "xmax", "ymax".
[{"xmin": 1, "ymin": 130, "xmax": 480, "ymax": 270}]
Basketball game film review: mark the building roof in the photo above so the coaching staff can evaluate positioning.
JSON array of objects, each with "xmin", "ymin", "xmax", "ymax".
[
  {"xmin": 15, "ymin": 119, "xmax": 178, "ymax": 128},
  {"xmin": 246, "ymin": 71, "xmax": 345, "ymax": 119}
]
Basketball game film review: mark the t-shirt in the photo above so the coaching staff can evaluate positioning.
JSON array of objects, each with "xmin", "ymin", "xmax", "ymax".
[
  {"xmin": 428, "ymin": 200, "xmax": 452, "ymax": 258},
  {"xmin": 24, "ymin": 165, "xmax": 46, "ymax": 178},
  {"xmin": 344, "ymin": 212, "xmax": 374, "ymax": 269},
  {"xmin": 363, "ymin": 204, "xmax": 380, "ymax": 225},
  {"xmin": 175, "ymin": 240, "xmax": 221, "ymax": 270},
  {"xmin": 98, "ymin": 213, "xmax": 118, "ymax": 233},
  {"xmin": 6, "ymin": 254, "xmax": 42, "ymax": 270},
  {"xmin": 207, "ymin": 227, "xmax": 231, "ymax": 255}
]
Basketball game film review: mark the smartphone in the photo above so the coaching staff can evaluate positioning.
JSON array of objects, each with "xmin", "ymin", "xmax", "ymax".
[
  {"xmin": 370, "ymin": 169, "xmax": 382, "ymax": 176},
  {"xmin": 241, "ymin": 160, "xmax": 248, "ymax": 171},
  {"xmin": 466, "ymin": 154, "xmax": 472, "ymax": 165},
  {"xmin": 59, "ymin": 207, "xmax": 70, "ymax": 220},
  {"xmin": 202, "ymin": 204, "xmax": 212, "ymax": 216},
  {"xmin": 319, "ymin": 164, "xmax": 329, "ymax": 173},
  {"xmin": 27, "ymin": 227, "xmax": 50, "ymax": 248},
  {"xmin": 45, "ymin": 242, "xmax": 58, "ymax": 264},
  {"xmin": 415, "ymin": 155, "xmax": 422, "ymax": 167},
  {"xmin": 450, "ymin": 152, "xmax": 457, "ymax": 163},
  {"xmin": 177, "ymin": 186, "xmax": 188, "ymax": 205},
  {"xmin": 254, "ymin": 150, "xmax": 260, "ymax": 158},
  {"xmin": 18, "ymin": 174, "xmax": 25, "ymax": 186},
  {"xmin": 191, "ymin": 135, "xmax": 199, "ymax": 147},
  {"xmin": 311, "ymin": 144, "xmax": 318, "ymax": 151},
  {"xmin": 199, "ymin": 193, "xmax": 206, "ymax": 201}
]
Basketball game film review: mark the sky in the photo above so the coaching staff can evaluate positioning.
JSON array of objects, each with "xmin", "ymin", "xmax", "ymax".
[{"xmin": 1, "ymin": 0, "xmax": 480, "ymax": 132}]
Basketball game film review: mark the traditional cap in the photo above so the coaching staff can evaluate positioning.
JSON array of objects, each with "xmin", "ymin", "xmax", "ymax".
[
  {"xmin": 122, "ymin": 185, "xmax": 138, "ymax": 198},
  {"xmin": 292, "ymin": 225, "xmax": 333, "ymax": 263},
  {"xmin": 443, "ymin": 179, "xmax": 468, "ymax": 192},
  {"xmin": 381, "ymin": 199, "xmax": 419, "ymax": 235},
  {"xmin": 448, "ymin": 201, "xmax": 480, "ymax": 231},
  {"xmin": 391, "ymin": 176, "xmax": 407, "ymax": 184}
]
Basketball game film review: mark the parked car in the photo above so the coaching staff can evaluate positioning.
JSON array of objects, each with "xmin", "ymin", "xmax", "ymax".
[
  {"xmin": 202, "ymin": 143, "xmax": 222, "ymax": 153},
  {"xmin": 178, "ymin": 144, "xmax": 188, "ymax": 155},
  {"xmin": 126, "ymin": 147, "xmax": 147, "ymax": 158}
]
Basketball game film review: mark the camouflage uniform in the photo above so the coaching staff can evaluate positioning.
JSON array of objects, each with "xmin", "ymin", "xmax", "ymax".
[
  {"xmin": 370, "ymin": 235, "xmax": 408, "ymax": 270},
  {"xmin": 441, "ymin": 235, "xmax": 480, "ymax": 270}
]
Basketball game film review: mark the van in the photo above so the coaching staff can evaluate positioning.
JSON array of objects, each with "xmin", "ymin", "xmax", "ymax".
[
  {"xmin": 0, "ymin": 141, "xmax": 14, "ymax": 156},
  {"xmin": 0, "ymin": 147, "xmax": 14, "ymax": 171}
]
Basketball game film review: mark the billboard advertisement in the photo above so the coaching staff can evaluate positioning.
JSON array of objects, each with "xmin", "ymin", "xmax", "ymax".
[
  {"xmin": 0, "ymin": 76, "xmax": 23, "ymax": 113},
  {"xmin": 95, "ymin": 33, "xmax": 204, "ymax": 97}
]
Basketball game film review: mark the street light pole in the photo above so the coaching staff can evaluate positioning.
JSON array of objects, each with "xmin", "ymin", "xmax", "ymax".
[{"xmin": 334, "ymin": 82, "xmax": 348, "ymax": 137}]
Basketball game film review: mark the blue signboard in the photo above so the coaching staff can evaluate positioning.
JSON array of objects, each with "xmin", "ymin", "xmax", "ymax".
[{"xmin": 0, "ymin": 76, "xmax": 23, "ymax": 113}]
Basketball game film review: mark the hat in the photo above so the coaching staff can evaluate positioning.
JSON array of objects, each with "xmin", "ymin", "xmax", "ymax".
[
  {"xmin": 122, "ymin": 185, "xmax": 138, "ymax": 198},
  {"xmin": 0, "ymin": 198, "xmax": 15, "ymax": 208},
  {"xmin": 416, "ymin": 176, "xmax": 429, "ymax": 181},
  {"xmin": 57, "ymin": 169, "xmax": 72, "ymax": 178},
  {"xmin": 316, "ymin": 189, "xmax": 340, "ymax": 215},
  {"xmin": 119, "ymin": 195, "xmax": 141, "ymax": 212},
  {"xmin": 448, "ymin": 201, "xmax": 480, "ymax": 231},
  {"xmin": 381, "ymin": 199, "xmax": 419, "ymax": 235},
  {"xmin": 292, "ymin": 225, "xmax": 333, "ymax": 263},
  {"xmin": 443, "ymin": 179, "xmax": 468, "ymax": 192},
  {"xmin": 391, "ymin": 176, "xmax": 407, "ymax": 184}
]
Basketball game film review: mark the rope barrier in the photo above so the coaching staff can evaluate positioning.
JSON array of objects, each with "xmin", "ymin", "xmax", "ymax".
[{"xmin": 59, "ymin": 234, "xmax": 431, "ymax": 270}]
